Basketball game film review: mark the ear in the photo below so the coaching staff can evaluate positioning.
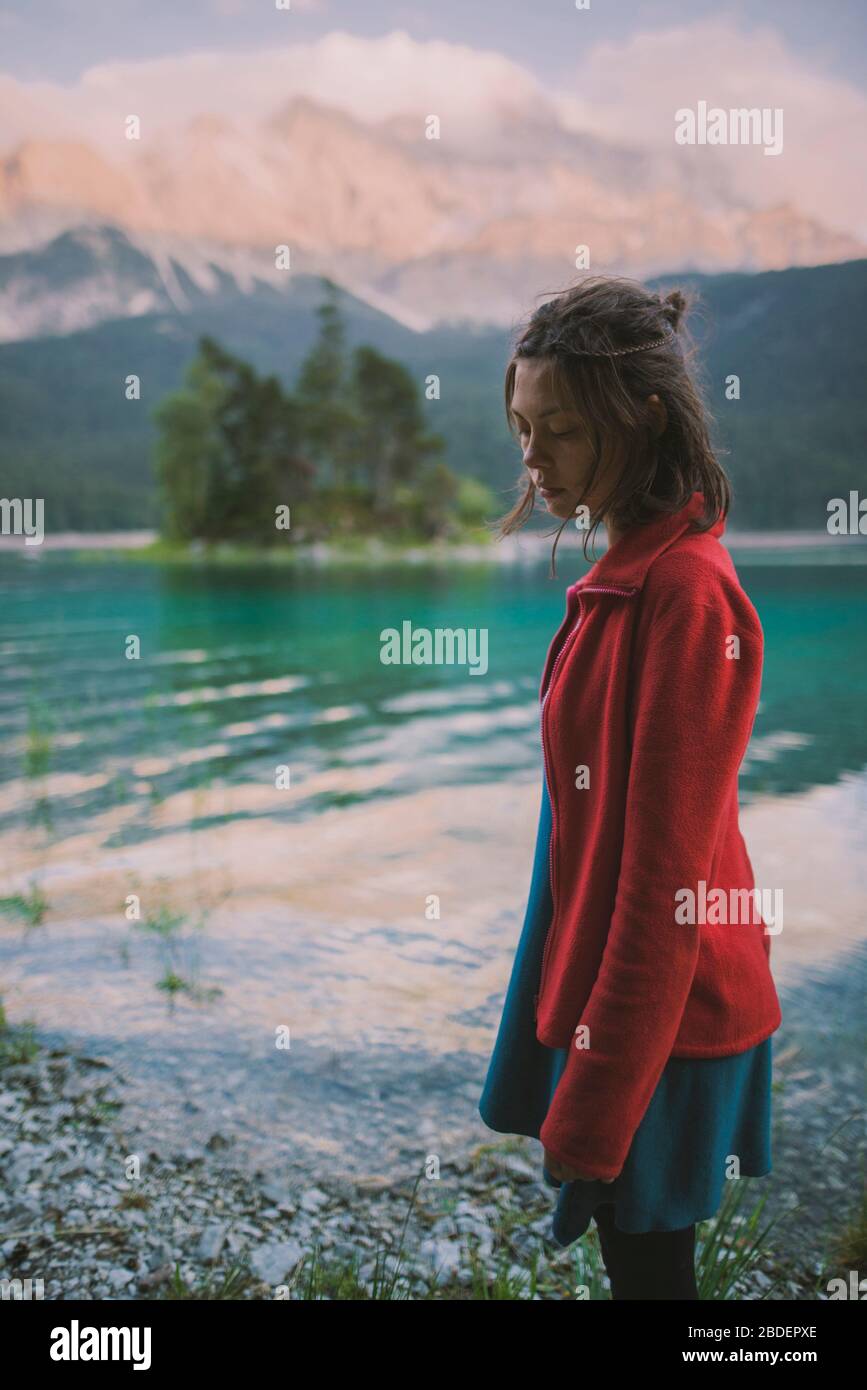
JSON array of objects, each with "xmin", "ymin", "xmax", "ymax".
[{"xmin": 646, "ymin": 393, "xmax": 668, "ymax": 437}]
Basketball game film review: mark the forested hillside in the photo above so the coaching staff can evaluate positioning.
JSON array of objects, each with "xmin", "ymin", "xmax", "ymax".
[{"xmin": 1, "ymin": 256, "xmax": 864, "ymax": 531}]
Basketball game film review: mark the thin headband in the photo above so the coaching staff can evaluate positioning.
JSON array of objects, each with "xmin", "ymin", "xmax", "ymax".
[{"xmin": 568, "ymin": 326, "xmax": 676, "ymax": 358}]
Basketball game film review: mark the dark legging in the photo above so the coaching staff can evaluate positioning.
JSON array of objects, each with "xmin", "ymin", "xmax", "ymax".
[{"xmin": 592, "ymin": 1201, "xmax": 700, "ymax": 1300}]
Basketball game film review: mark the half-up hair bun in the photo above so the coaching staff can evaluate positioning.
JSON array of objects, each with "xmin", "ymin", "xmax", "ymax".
[
  {"xmin": 497, "ymin": 273, "xmax": 731, "ymax": 567},
  {"xmin": 660, "ymin": 288, "xmax": 687, "ymax": 332}
]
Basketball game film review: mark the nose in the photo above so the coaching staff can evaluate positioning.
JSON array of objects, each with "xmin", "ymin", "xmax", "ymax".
[
  {"xmin": 523, "ymin": 449, "xmax": 549, "ymax": 487},
  {"xmin": 522, "ymin": 439, "xmax": 546, "ymax": 475}
]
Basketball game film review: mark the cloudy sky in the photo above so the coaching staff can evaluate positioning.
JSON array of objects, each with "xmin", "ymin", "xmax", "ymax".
[
  {"xmin": 2, "ymin": 0, "xmax": 866, "ymax": 86},
  {"xmin": 1, "ymin": 0, "xmax": 865, "ymax": 235}
]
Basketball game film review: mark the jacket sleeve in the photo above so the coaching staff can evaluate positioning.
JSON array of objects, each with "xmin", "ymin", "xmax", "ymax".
[{"xmin": 538, "ymin": 574, "xmax": 763, "ymax": 1179}]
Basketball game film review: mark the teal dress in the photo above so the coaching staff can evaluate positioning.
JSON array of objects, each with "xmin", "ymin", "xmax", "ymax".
[{"xmin": 478, "ymin": 768, "xmax": 773, "ymax": 1244}]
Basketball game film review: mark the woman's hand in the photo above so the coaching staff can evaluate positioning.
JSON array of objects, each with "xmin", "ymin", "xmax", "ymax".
[{"xmin": 544, "ymin": 1147, "xmax": 617, "ymax": 1184}]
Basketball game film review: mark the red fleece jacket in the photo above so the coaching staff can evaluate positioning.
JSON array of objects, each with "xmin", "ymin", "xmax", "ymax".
[{"xmin": 536, "ymin": 492, "xmax": 782, "ymax": 1180}]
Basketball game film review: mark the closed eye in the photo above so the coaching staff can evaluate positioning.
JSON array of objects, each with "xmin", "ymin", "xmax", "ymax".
[{"xmin": 515, "ymin": 424, "xmax": 577, "ymax": 437}]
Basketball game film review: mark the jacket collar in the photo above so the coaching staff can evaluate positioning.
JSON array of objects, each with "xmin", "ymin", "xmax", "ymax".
[{"xmin": 575, "ymin": 491, "xmax": 724, "ymax": 592}]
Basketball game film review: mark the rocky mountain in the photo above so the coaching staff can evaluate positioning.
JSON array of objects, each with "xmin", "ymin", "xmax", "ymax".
[
  {"xmin": 0, "ymin": 95, "xmax": 863, "ymax": 337},
  {"xmin": 0, "ymin": 223, "xmax": 429, "ymax": 343}
]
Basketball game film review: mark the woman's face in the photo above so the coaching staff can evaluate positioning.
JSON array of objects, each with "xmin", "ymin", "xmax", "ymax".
[{"xmin": 509, "ymin": 357, "xmax": 603, "ymax": 522}]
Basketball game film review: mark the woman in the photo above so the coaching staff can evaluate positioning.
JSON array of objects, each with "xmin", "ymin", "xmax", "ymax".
[{"xmin": 478, "ymin": 276, "xmax": 782, "ymax": 1301}]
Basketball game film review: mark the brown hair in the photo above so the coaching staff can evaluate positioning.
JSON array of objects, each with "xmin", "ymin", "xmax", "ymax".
[{"xmin": 496, "ymin": 275, "xmax": 731, "ymax": 576}]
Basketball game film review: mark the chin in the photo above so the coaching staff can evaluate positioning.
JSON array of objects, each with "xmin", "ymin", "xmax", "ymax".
[{"xmin": 545, "ymin": 496, "xmax": 576, "ymax": 521}]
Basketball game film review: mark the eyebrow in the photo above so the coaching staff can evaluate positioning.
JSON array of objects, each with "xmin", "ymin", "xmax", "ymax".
[{"xmin": 510, "ymin": 404, "xmax": 570, "ymax": 421}]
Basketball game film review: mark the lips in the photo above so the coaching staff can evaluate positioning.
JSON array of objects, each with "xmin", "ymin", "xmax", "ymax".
[{"xmin": 539, "ymin": 485, "xmax": 566, "ymax": 499}]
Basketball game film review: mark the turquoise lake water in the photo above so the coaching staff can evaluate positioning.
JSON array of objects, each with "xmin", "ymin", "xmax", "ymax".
[{"xmin": 1, "ymin": 551, "xmax": 866, "ymax": 837}]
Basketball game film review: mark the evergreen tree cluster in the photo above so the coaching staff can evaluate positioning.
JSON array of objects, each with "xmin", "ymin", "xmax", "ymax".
[{"xmin": 155, "ymin": 280, "xmax": 491, "ymax": 544}]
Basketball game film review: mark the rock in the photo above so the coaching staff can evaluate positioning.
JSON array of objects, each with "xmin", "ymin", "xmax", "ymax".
[
  {"xmin": 62, "ymin": 1073, "xmax": 100, "ymax": 1101},
  {"xmin": 418, "ymin": 1237, "xmax": 461, "ymax": 1284},
  {"xmin": 139, "ymin": 1263, "xmax": 173, "ymax": 1291},
  {"xmin": 198, "ymin": 1225, "xmax": 227, "ymax": 1263},
  {"xmin": 249, "ymin": 1240, "xmax": 305, "ymax": 1286},
  {"xmin": 260, "ymin": 1180, "xmax": 297, "ymax": 1212},
  {"xmin": 146, "ymin": 1239, "xmax": 175, "ymax": 1264},
  {"xmin": 299, "ymin": 1187, "xmax": 329, "ymax": 1214},
  {"xmin": 7, "ymin": 1157, "xmax": 38, "ymax": 1186},
  {"xmin": 53, "ymin": 1158, "xmax": 89, "ymax": 1180},
  {"xmin": 499, "ymin": 1155, "xmax": 538, "ymax": 1182}
]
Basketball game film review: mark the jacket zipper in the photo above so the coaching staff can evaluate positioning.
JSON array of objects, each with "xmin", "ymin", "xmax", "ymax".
[{"xmin": 534, "ymin": 582, "xmax": 637, "ymax": 1022}]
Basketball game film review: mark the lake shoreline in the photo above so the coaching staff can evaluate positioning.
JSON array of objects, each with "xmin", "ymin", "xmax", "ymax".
[
  {"xmin": 1, "ymin": 528, "xmax": 865, "ymax": 569},
  {"xmin": 0, "ymin": 1021, "xmax": 840, "ymax": 1301}
]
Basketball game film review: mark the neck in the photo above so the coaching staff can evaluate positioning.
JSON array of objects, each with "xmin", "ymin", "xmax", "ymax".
[{"xmin": 604, "ymin": 516, "xmax": 624, "ymax": 550}]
